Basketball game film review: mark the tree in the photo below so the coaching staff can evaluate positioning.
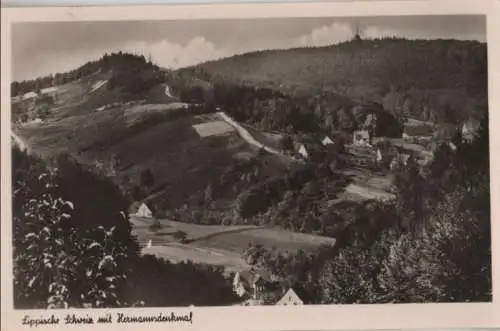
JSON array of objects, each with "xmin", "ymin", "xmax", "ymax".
[
  {"xmin": 172, "ymin": 230, "xmax": 188, "ymax": 243},
  {"xmin": 132, "ymin": 185, "xmax": 143, "ymax": 201},
  {"xmin": 140, "ymin": 168, "xmax": 155, "ymax": 188},
  {"xmin": 149, "ymin": 219, "xmax": 162, "ymax": 232},
  {"xmin": 13, "ymin": 148, "xmax": 134, "ymax": 309},
  {"xmin": 280, "ymin": 135, "xmax": 294, "ymax": 152},
  {"xmin": 337, "ymin": 108, "xmax": 355, "ymax": 131},
  {"xmin": 318, "ymin": 243, "xmax": 384, "ymax": 304},
  {"xmin": 204, "ymin": 185, "xmax": 213, "ymax": 206}
]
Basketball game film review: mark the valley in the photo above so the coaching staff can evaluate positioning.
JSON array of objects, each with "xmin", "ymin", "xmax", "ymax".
[{"xmin": 10, "ymin": 36, "xmax": 489, "ymax": 307}]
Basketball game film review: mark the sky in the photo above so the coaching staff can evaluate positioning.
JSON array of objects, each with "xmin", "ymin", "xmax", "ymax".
[{"xmin": 11, "ymin": 15, "xmax": 486, "ymax": 81}]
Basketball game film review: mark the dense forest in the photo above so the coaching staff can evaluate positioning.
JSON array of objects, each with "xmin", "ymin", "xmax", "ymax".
[
  {"xmin": 12, "ymin": 147, "xmax": 239, "ymax": 308},
  {"xmin": 184, "ymin": 37, "xmax": 487, "ymax": 124},
  {"xmin": 240, "ymin": 114, "xmax": 491, "ymax": 303}
]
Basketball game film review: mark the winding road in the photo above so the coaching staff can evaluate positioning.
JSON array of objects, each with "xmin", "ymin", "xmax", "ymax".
[{"xmin": 216, "ymin": 111, "xmax": 286, "ymax": 156}]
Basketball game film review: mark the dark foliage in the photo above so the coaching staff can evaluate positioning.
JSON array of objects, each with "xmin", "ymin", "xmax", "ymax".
[
  {"xmin": 185, "ymin": 38, "xmax": 487, "ymax": 124},
  {"xmin": 12, "ymin": 147, "xmax": 241, "ymax": 308},
  {"xmin": 126, "ymin": 255, "xmax": 240, "ymax": 307}
]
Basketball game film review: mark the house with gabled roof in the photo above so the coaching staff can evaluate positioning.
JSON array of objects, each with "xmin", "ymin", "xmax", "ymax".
[
  {"xmin": 298, "ymin": 144, "xmax": 309, "ymax": 159},
  {"xmin": 375, "ymin": 142, "xmax": 398, "ymax": 168},
  {"xmin": 275, "ymin": 288, "xmax": 304, "ymax": 306},
  {"xmin": 461, "ymin": 116, "xmax": 482, "ymax": 142},
  {"xmin": 129, "ymin": 201, "xmax": 153, "ymax": 218},
  {"xmin": 321, "ymin": 136, "xmax": 334, "ymax": 146},
  {"xmin": 275, "ymin": 285, "xmax": 311, "ymax": 305},
  {"xmin": 353, "ymin": 130, "xmax": 371, "ymax": 146},
  {"xmin": 389, "ymin": 153, "xmax": 412, "ymax": 171},
  {"xmin": 233, "ymin": 269, "xmax": 276, "ymax": 301}
]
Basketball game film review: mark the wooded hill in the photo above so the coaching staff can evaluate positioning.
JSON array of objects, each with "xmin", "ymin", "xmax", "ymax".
[
  {"xmin": 183, "ymin": 37, "xmax": 487, "ymax": 124},
  {"xmin": 11, "ymin": 52, "xmax": 167, "ymax": 97}
]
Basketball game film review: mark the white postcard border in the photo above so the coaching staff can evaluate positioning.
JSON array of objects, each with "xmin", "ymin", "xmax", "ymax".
[{"xmin": 2, "ymin": 1, "xmax": 500, "ymax": 331}]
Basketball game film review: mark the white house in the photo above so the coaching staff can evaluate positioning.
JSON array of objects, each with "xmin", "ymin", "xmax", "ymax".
[
  {"xmin": 298, "ymin": 144, "xmax": 309, "ymax": 159},
  {"xmin": 376, "ymin": 148, "xmax": 385, "ymax": 163},
  {"xmin": 130, "ymin": 202, "xmax": 153, "ymax": 218},
  {"xmin": 353, "ymin": 130, "xmax": 371, "ymax": 146},
  {"xmin": 275, "ymin": 288, "xmax": 304, "ymax": 306},
  {"xmin": 321, "ymin": 136, "xmax": 334, "ymax": 146},
  {"xmin": 461, "ymin": 117, "xmax": 481, "ymax": 142}
]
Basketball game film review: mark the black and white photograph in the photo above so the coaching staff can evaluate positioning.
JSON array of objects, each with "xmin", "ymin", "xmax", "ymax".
[{"xmin": 1, "ymin": 1, "xmax": 499, "ymax": 330}]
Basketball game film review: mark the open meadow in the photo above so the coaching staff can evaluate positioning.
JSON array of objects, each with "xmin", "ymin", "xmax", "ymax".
[{"xmin": 132, "ymin": 217, "xmax": 336, "ymax": 272}]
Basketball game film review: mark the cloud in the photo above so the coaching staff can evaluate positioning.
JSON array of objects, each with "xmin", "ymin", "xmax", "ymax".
[
  {"xmin": 120, "ymin": 36, "xmax": 229, "ymax": 69},
  {"xmin": 294, "ymin": 22, "xmax": 443, "ymax": 48},
  {"xmin": 296, "ymin": 22, "xmax": 354, "ymax": 47},
  {"xmin": 14, "ymin": 36, "xmax": 231, "ymax": 81}
]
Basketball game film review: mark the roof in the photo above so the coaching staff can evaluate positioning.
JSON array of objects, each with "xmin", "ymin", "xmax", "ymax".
[
  {"xmin": 237, "ymin": 269, "xmax": 273, "ymax": 286},
  {"xmin": 322, "ymin": 136, "xmax": 334, "ymax": 145},
  {"xmin": 129, "ymin": 201, "xmax": 152, "ymax": 214},
  {"xmin": 287, "ymin": 285, "xmax": 312, "ymax": 304},
  {"xmin": 297, "ymin": 139, "xmax": 323, "ymax": 155},
  {"xmin": 462, "ymin": 116, "xmax": 482, "ymax": 134},
  {"xmin": 276, "ymin": 288, "xmax": 304, "ymax": 305}
]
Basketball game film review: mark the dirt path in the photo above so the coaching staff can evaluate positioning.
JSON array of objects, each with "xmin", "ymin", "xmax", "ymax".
[
  {"xmin": 217, "ymin": 112, "xmax": 301, "ymax": 164},
  {"xmin": 90, "ymin": 80, "xmax": 107, "ymax": 94}
]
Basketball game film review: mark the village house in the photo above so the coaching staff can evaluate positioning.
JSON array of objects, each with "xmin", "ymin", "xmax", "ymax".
[
  {"xmin": 233, "ymin": 269, "xmax": 276, "ymax": 302},
  {"xmin": 375, "ymin": 144, "xmax": 398, "ymax": 168},
  {"xmin": 461, "ymin": 116, "xmax": 481, "ymax": 142},
  {"xmin": 321, "ymin": 136, "xmax": 334, "ymax": 146},
  {"xmin": 389, "ymin": 153, "xmax": 412, "ymax": 171},
  {"xmin": 352, "ymin": 130, "xmax": 371, "ymax": 146},
  {"xmin": 275, "ymin": 287, "xmax": 310, "ymax": 306},
  {"xmin": 129, "ymin": 201, "xmax": 154, "ymax": 218},
  {"xmin": 294, "ymin": 137, "xmax": 326, "ymax": 162},
  {"xmin": 298, "ymin": 144, "xmax": 309, "ymax": 159},
  {"xmin": 375, "ymin": 142, "xmax": 415, "ymax": 171}
]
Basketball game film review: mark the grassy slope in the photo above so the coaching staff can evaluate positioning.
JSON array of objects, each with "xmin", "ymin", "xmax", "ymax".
[
  {"xmin": 132, "ymin": 217, "xmax": 336, "ymax": 272},
  {"xmin": 14, "ymin": 69, "xmax": 294, "ymax": 212},
  {"xmin": 188, "ymin": 38, "xmax": 487, "ymax": 120}
]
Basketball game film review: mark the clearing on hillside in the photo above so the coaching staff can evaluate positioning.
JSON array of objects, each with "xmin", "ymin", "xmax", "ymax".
[
  {"xmin": 192, "ymin": 120, "xmax": 235, "ymax": 138},
  {"xmin": 132, "ymin": 217, "xmax": 336, "ymax": 272}
]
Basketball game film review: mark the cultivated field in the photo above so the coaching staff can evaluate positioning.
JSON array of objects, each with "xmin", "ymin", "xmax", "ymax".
[
  {"xmin": 192, "ymin": 227, "xmax": 337, "ymax": 252},
  {"xmin": 132, "ymin": 217, "xmax": 336, "ymax": 272},
  {"xmin": 192, "ymin": 120, "xmax": 235, "ymax": 138}
]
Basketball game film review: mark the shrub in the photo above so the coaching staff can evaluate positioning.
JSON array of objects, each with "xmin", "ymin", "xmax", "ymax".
[{"xmin": 13, "ymin": 157, "xmax": 131, "ymax": 308}]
